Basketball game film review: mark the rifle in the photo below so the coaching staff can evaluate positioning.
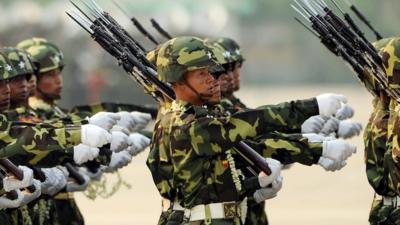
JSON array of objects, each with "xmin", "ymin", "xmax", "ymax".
[
  {"xmin": 150, "ymin": 18, "xmax": 172, "ymax": 40},
  {"xmin": 112, "ymin": 0, "xmax": 159, "ymax": 45},
  {"xmin": 292, "ymin": 0, "xmax": 400, "ymax": 103},
  {"xmin": 342, "ymin": 0, "xmax": 383, "ymax": 40},
  {"xmin": 67, "ymin": 0, "xmax": 272, "ymax": 175},
  {"xmin": 0, "ymin": 159, "xmax": 36, "ymax": 193}
]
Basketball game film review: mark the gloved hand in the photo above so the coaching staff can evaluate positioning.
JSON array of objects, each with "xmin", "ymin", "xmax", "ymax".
[
  {"xmin": 129, "ymin": 111, "xmax": 152, "ymax": 131},
  {"xmin": 3, "ymin": 166, "xmax": 34, "ymax": 192},
  {"xmin": 81, "ymin": 124, "xmax": 111, "ymax": 148},
  {"xmin": 335, "ymin": 104, "xmax": 354, "ymax": 120},
  {"xmin": 0, "ymin": 190, "xmax": 23, "ymax": 209},
  {"xmin": 301, "ymin": 116, "xmax": 326, "ymax": 134},
  {"xmin": 80, "ymin": 167, "xmax": 103, "ymax": 181},
  {"xmin": 104, "ymin": 151, "xmax": 133, "ymax": 172},
  {"xmin": 318, "ymin": 157, "xmax": 347, "ymax": 171},
  {"xmin": 258, "ymin": 158, "xmax": 282, "ymax": 188},
  {"xmin": 302, "ymin": 133, "xmax": 335, "ymax": 143},
  {"xmin": 110, "ymin": 131, "xmax": 130, "ymax": 153},
  {"xmin": 88, "ymin": 112, "xmax": 120, "ymax": 131},
  {"xmin": 316, "ymin": 93, "xmax": 347, "ymax": 117},
  {"xmin": 20, "ymin": 179, "xmax": 41, "ymax": 206},
  {"xmin": 127, "ymin": 133, "xmax": 151, "ymax": 156},
  {"xmin": 73, "ymin": 144, "xmax": 100, "ymax": 165},
  {"xmin": 320, "ymin": 118, "xmax": 340, "ymax": 135},
  {"xmin": 113, "ymin": 111, "xmax": 142, "ymax": 133},
  {"xmin": 253, "ymin": 175, "xmax": 283, "ymax": 203},
  {"xmin": 66, "ymin": 168, "xmax": 90, "ymax": 192},
  {"xmin": 41, "ymin": 166, "xmax": 69, "ymax": 196},
  {"xmin": 337, "ymin": 120, "xmax": 363, "ymax": 139},
  {"xmin": 322, "ymin": 139, "xmax": 356, "ymax": 163}
]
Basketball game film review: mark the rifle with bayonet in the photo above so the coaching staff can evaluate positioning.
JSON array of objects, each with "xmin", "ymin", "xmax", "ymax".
[
  {"xmin": 150, "ymin": 19, "xmax": 172, "ymax": 40},
  {"xmin": 66, "ymin": 0, "xmax": 272, "ymax": 175},
  {"xmin": 292, "ymin": 0, "xmax": 400, "ymax": 102}
]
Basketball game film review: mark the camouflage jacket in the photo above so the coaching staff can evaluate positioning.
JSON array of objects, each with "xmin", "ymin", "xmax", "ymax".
[
  {"xmin": 29, "ymin": 97, "xmax": 111, "ymax": 166},
  {"xmin": 168, "ymin": 98, "xmax": 319, "ymax": 208},
  {"xmin": 364, "ymin": 98, "xmax": 395, "ymax": 196},
  {"xmin": 4, "ymin": 106, "xmax": 75, "ymax": 167},
  {"xmin": 220, "ymin": 95, "xmax": 247, "ymax": 111}
]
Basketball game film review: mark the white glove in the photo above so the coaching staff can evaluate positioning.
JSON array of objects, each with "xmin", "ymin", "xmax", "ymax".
[
  {"xmin": 301, "ymin": 116, "xmax": 326, "ymax": 134},
  {"xmin": 258, "ymin": 158, "xmax": 282, "ymax": 188},
  {"xmin": 322, "ymin": 139, "xmax": 356, "ymax": 162},
  {"xmin": 105, "ymin": 151, "xmax": 133, "ymax": 172},
  {"xmin": 335, "ymin": 104, "xmax": 354, "ymax": 120},
  {"xmin": 318, "ymin": 157, "xmax": 347, "ymax": 171},
  {"xmin": 337, "ymin": 120, "xmax": 363, "ymax": 139},
  {"xmin": 303, "ymin": 133, "xmax": 332, "ymax": 143},
  {"xmin": 66, "ymin": 168, "xmax": 90, "ymax": 192},
  {"xmin": 253, "ymin": 175, "xmax": 283, "ymax": 203},
  {"xmin": 88, "ymin": 112, "xmax": 120, "ymax": 131},
  {"xmin": 81, "ymin": 124, "xmax": 111, "ymax": 148},
  {"xmin": 0, "ymin": 190, "xmax": 23, "ymax": 209},
  {"xmin": 20, "ymin": 179, "xmax": 41, "ymax": 206},
  {"xmin": 114, "ymin": 111, "xmax": 140, "ymax": 133},
  {"xmin": 73, "ymin": 144, "xmax": 100, "ymax": 165},
  {"xmin": 127, "ymin": 133, "xmax": 151, "ymax": 156},
  {"xmin": 316, "ymin": 93, "xmax": 347, "ymax": 117},
  {"xmin": 110, "ymin": 131, "xmax": 130, "ymax": 153},
  {"xmin": 40, "ymin": 167, "xmax": 69, "ymax": 196},
  {"xmin": 129, "ymin": 111, "xmax": 152, "ymax": 131},
  {"xmin": 3, "ymin": 166, "xmax": 34, "ymax": 192},
  {"xmin": 320, "ymin": 118, "xmax": 340, "ymax": 135}
]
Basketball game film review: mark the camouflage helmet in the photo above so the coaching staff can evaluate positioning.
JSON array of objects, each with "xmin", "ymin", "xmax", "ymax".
[
  {"xmin": 1, "ymin": 47, "xmax": 34, "ymax": 78},
  {"xmin": 156, "ymin": 36, "xmax": 223, "ymax": 83},
  {"xmin": 16, "ymin": 37, "xmax": 65, "ymax": 74},
  {"xmin": 207, "ymin": 37, "xmax": 244, "ymax": 63},
  {"xmin": 146, "ymin": 45, "xmax": 162, "ymax": 66},
  {"xmin": 205, "ymin": 39, "xmax": 233, "ymax": 64},
  {"xmin": 381, "ymin": 37, "xmax": 400, "ymax": 90},
  {"xmin": 0, "ymin": 52, "xmax": 18, "ymax": 81},
  {"xmin": 373, "ymin": 37, "xmax": 394, "ymax": 53}
]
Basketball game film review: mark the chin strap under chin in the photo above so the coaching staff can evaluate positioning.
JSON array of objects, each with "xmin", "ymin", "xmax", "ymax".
[{"xmin": 183, "ymin": 78, "xmax": 213, "ymax": 102}]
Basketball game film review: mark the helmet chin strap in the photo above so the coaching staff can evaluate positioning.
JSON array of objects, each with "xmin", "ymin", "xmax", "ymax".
[{"xmin": 183, "ymin": 77, "xmax": 214, "ymax": 103}]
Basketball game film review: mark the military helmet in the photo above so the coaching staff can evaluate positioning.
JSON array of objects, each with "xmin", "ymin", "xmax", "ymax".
[
  {"xmin": 0, "ymin": 52, "xmax": 18, "ymax": 81},
  {"xmin": 16, "ymin": 37, "xmax": 65, "ymax": 74},
  {"xmin": 207, "ymin": 37, "xmax": 244, "ymax": 63},
  {"xmin": 156, "ymin": 36, "xmax": 223, "ymax": 83},
  {"xmin": 380, "ymin": 37, "xmax": 400, "ymax": 90},
  {"xmin": 146, "ymin": 45, "xmax": 162, "ymax": 67},
  {"xmin": 1, "ymin": 47, "xmax": 34, "ymax": 79},
  {"xmin": 205, "ymin": 39, "xmax": 233, "ymax": 64},
  {"xmin": 373, "ymin": 37, "xmax": 394, "ymax": 53}
]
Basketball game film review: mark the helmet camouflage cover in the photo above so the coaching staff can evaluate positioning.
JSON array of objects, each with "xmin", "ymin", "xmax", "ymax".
[
  {"xmin": 156, "ymin": 36, "xmax": 223, "ymax": 83},
  {"xmin": 205, "ymin": 39, "xmax": 233, "ymax": 64},
  {"xmin": 0, "ymin": 52, "xmax": 18, "ymax": 81},
  {"xmin": 207, "ymin": 37, "xmax": 244, "ymax": 63},
  {"xmin": 380, "ymin": 37, "xmax": 400, "ymax": 90},
  {"xmin": 1, "ymin": 47, "xmax": 34, "ymax": 78},
  {"xmin": 16, "ymin": 37, "xmax": 65, "ymax": 74}
]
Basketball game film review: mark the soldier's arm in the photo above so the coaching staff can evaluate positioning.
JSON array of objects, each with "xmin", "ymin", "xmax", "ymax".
[
  {"xmin": 243, "ymin": 132, "xmax": 322, "ymax": 166},
  {"xmin": 0, "ymin": 115, "xmax": 81, "ymax": 158},
  {"xmin": 256, "ymin": 98, "xmax": 319, "ymax": 132}
]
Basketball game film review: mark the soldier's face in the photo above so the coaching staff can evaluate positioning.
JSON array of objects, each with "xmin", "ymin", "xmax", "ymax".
[
  {"xmin": 218, "ymin": 73, "xmax": 231, "ymax": 95},
  {"xmin": 0, "ymin": 80, "xmax": 10, "ymax": 111},
  {"xmin": 37, "ymin": 69, "xmax": 63, "ymax": 100},
  {"xmin": 28, "ymin": 74, "xmax": 37, "ymax": 97},
  {"xmin": 184, "ymin": 68, "xmax": 220, "ymax": 104},
  {"xmin": 9, "ymin": 75, "xmax": 29, "ymax": 104},
  {"xmin": 232, "ymin": 62, "xmax": 241, "ymax": 91}
]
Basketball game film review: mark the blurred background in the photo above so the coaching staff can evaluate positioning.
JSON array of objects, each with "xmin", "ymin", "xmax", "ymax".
[{"xmin": 0, "ymin": 0, "xmax": 398, "ymax": 224}]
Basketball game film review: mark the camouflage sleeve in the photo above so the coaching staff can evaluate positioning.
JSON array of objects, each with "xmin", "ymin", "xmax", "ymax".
[
  {"xmin": 364, "ymin": 99, "xmax": 394, "ymax": 195},
  {"xmin": 255, "ymin": 98, "xmax": 319, "ymax": 132},
  {"xmin": 243, "ymin": 131, "xmax": 323, "ymax": 166},
  {"xmin": 69, "ymin": 102, "xmax": 158, "ymax": 119},
  {"xmin": 0, "ymin": 115, "xmax": 81, "ymax": 159}
]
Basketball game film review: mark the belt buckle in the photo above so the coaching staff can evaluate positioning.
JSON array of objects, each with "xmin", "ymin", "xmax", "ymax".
[{"xmin": 223, "ymin": 202, "xmax": 240, "ymax": 219}]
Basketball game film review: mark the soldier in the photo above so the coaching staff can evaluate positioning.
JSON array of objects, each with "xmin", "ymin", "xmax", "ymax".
[{"xmin": 154, "ymin": 36, "xmax": 356, "ymax": 225}]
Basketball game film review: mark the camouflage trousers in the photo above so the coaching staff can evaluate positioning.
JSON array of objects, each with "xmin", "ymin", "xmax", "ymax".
[
  {"xmin": 0, "ymin": 209, "xmax": 12, "ymax": 225},
  {"xmin": 369, "ymin": 195, "xmax": 400, "ymax": 225},
  {"xmin": 244, "ymin": 199, "xmax": 268, "ymax": 225},
  {"xmin": 52, "ymin": 196, "xmax": 84, "ymax": 225},
  {"xmin": 186, "ymin": 218, "xmax": 242, "ymax": 225},
  {"xmin": 29, "ymin": 197, "xmax": 56, "ymax": 225},
  {"xmin": 7, "ymin": 205, "xmax": 32, "ymax": 225}
]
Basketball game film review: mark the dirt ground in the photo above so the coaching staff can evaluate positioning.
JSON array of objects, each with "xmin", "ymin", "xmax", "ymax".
[{"xmin": 75, "ymin": 85, "xmax": 375, "ymax": 225}]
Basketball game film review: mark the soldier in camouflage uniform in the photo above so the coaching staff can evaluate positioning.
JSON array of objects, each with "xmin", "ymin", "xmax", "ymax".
[
  {"xmin": 153, "ymin": 36, "xmax": 356, "ymax": 225},
  {"xmin": 368, "ymin": 37, "xmax": 400, "ymax": 225}
]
